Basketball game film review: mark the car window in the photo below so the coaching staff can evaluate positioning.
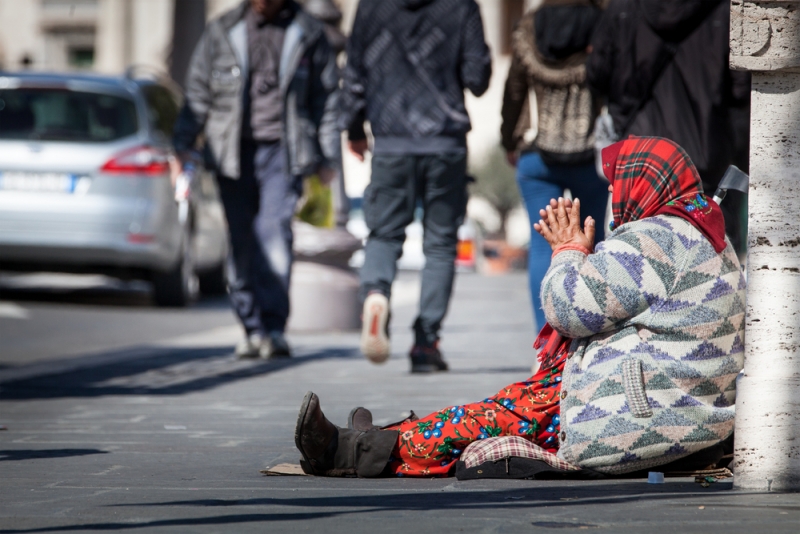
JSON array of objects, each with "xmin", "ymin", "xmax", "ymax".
[
  {"xmin": 0, "ymin": 88, "xmax": 138, "ymax": 142},
  {"xmin": 141, "ymin": 84, "xmax": 179, "ymax": 139}
]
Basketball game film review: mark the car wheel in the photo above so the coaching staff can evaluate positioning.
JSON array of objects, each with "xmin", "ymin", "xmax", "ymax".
[
  {"xmin": 152, "ymin": 236, "xmax": 199, "ymax": 307},
  {"xmin": 198, "ymin": 262, "xmax": 227, "ymax": 296}
]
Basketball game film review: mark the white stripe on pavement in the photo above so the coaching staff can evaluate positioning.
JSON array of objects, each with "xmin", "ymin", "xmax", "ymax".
[{"xmin": 0, "ymin": 302, "xmax": 30, "ymax": 320}]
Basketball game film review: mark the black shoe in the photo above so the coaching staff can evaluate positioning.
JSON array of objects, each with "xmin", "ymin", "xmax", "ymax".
[{"xmin": 410, "ymin": 342, "xmax": 448, "ymax": 373}]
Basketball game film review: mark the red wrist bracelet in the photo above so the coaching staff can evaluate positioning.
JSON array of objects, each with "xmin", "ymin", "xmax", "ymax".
[{"xmin": 552, "ymin": 243, "xmax": 592, "ymax": 258}]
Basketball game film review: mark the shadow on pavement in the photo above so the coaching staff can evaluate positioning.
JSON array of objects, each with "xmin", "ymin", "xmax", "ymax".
[
  {"xmin": 0, "ymin": 287, "xmax": 231, "ymax": 310},
  {"xmin": 0, "ymin": 449, "xmax": 109, "ymax": 461},
  {"xmin": 0, "ymin": 346, "xmax": 358, "ymax": 400},
  {"xmin": 0, "ymin": 483, "xmax": 736, "ymax": 533}
]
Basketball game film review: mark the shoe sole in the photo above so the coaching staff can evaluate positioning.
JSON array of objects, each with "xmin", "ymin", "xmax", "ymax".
[
  {"xmin": 262, "ymin": 347, "xmax": 292, "ymax": 360},
  {"xmin": 360, "ymin": 294, "xmax": 390, "ymax": 363},
  {"xmin": 294, "ymin": 391, "xmax": 316, "ymax": 473},
  {"xmin": 411, "ymin": 364, "xmax": 437, "ymax": 374},
  {"xmin": 410, "ymin": 359, "xmax": 449, "ymax": 374}
]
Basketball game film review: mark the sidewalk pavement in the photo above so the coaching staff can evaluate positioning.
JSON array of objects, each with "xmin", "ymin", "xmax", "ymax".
[{"xmin": 1, "ymin": 272, "xmax": 799, "ymax": 533}]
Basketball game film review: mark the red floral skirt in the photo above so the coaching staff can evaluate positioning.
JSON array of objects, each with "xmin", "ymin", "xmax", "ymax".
[{"xmin": 386, "ymin": 344, "xmax": 567, "ymax": 477}]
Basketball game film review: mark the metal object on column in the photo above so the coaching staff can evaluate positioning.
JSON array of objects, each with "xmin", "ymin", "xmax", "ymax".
[{"xmin": 730, "ymin": 0, "xmax": 800, "ymax": 492}]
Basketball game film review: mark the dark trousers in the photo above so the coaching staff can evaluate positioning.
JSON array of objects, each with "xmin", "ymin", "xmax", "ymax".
[
  {"xmin": 217, "ymin": 141, "xmax": 299, "ymax": 335},
  {"xmin": 360, "ymin": 153, "xmax": 467, "ymax": 347}
]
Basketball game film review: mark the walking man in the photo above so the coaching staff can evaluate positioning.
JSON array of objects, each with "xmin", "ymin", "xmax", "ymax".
[
  {"xmin": 173, "ymin": 0, "xmax": 340, "ymax": 358},
  {"xmin": 340, "ymin": 0, "xmax": 491, "ymax": 372}
]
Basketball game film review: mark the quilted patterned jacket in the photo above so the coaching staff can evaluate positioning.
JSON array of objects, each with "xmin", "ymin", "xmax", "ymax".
[{"xmin": 542, "ymin": 215, "xmax": 745, "ymax": 474}]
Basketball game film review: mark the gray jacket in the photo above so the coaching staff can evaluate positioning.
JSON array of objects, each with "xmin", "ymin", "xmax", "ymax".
[{"xmin": 173, "ymin": 0, "xmax": 340, "ymax": 178}]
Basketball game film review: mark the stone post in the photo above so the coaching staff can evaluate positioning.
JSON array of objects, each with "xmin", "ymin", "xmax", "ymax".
[{"xmin": 730, "ymin": 0, "xmax": 800, "ymax": 492}]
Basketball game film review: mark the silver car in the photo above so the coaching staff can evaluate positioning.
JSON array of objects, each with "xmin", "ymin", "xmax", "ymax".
[{"xmin": 0, "ymin": 71, "xmax": 228, "ymax": 306}]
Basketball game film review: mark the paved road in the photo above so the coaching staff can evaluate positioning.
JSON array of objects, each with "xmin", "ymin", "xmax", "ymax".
[{"xmin": 1, "ymin": 271, "xmax": 798, "ymax": 533}]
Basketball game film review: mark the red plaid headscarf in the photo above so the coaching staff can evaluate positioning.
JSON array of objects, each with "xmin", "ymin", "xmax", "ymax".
[{"xmin": 601, "ymin": 137, "xmax": 726, "ymax": 253}]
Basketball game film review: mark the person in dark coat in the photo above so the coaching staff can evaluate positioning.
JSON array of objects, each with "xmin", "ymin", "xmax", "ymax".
[
  {"xmin": 173, "ymin": 0, "xmax": 340, "ymax": 359},
  {"xmin": 586, "ymin": 0, "xmax": 751, "ymax": 252},
  {"xmin": 339, "ymin": 0, "xmax": 491, "ymax": 373}
]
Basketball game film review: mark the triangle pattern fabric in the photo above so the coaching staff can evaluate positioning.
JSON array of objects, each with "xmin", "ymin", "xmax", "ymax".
[
  {"xmin": 645, "ymin": 373, "xmax": 675, "ymax": 390},
  {"xmin": 542, "ymin": 214, "xmax": 744, "ymax": 474},
  {"xmin": 630, "ymin": 429, "xmax": 672, "ymax": 450},
  {"xmin": 688, "ymin": 380, "xmax": 722, "ymax": 397},
  {"xmin": 570, "ymin": 404, "xmax": 612, "ymax": 425},
  {"xmin": 682, "ymin": 426, "xmax": 719, "ymax": 443},
  {"xmin": 648, "ymin": 409, "xmax": 696, "ymax": 428},
  {"xmin": 578, "ymin": 441, "xmax": 624, "ymax": 462},
  {"xmin": 589, "ymin": 379, "xmax": 626, "ymax": 401},
  {"xmin": 599, "ymin": 416, "xmax": 646, "ymax": 437},
  {"xmin": 703, "ymin": 278, "xmax": 734, "ymax": 303},
  {"xmin": 672, "ymin": 270, "xmax": 717, "ymax": 295}
]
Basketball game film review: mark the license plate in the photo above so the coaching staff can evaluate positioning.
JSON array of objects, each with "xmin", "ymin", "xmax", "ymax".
[{"xmin": 0, "ymin": 171, "xmax": 77, "ymax": 193}]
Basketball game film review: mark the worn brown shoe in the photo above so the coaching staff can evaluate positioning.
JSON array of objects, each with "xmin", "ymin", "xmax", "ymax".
[
  {"xmin": 347, "ymin": 407, "xmax": 377, "ymax": 431},
  {"xmin": 347, "ymin": 407, "xmax": 421, "ymax": 431},
  {"xmin": 294, "ymin": 392, "xmax": 338, "ymax": 475}
]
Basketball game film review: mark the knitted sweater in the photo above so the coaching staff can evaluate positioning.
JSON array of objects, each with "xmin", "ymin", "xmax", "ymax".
[{"xmin": 542, "ymin": 215, "xmax": 745, "ymax": 474}]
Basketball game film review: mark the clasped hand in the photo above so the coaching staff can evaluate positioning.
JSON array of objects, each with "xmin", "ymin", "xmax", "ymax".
[{"xmin": 533, "ymin": 197, "xmax": 595, "ymax": 252}]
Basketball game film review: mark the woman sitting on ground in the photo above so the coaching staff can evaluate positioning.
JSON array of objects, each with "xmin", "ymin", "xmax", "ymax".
[{"xmin": 295, "ymin": 137, "xmax": 745, "ymax": 477}]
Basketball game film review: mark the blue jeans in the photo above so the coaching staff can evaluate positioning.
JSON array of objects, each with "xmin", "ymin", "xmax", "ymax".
[
  {"xmin": 516, "ymin": 152, "xmax": 609, "ymax": 331},
  {"xmin": 217, "ymin": 141, "xmax": 300, "ymax": 335}
]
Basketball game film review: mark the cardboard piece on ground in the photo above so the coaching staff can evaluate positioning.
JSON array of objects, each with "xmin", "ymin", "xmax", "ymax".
[{"xmin": 260, "ymin": 463, "xmax": 308, "ymax": 476}]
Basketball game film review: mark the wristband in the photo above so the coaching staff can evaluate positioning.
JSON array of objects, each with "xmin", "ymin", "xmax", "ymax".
[{"xmin": 552, "ymin": 243, "xmax": 592, "ymax": 258}]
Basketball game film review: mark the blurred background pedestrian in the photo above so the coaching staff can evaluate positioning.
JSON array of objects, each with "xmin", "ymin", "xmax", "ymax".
[
  {"xmin": 501, "ymin": 0, "xmax": 607, "ymax": 333},
  {"xmin": 172, "ymin": 0, "xmax": 341, "ymax": 359},
  {"xmin": 586, "ymin": 0, "xmax": 751, "ymax": 256},
  {"xmin": 339, "ymin": 0, "xmax": 492, "ymax": 373}
]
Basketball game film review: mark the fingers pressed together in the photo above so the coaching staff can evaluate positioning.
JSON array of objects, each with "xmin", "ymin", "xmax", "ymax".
[{"xmin": 532, "ymin": 197, "xmax": 596, "ymax": 252}]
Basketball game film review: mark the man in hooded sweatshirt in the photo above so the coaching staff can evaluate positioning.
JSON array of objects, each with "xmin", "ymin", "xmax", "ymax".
[
  {"xmin": 339, "ymin": 0, "xmax": 491, "ymax": 373},
  {"xmin": 586, "ymin": 0, "xmax": 751, "ymax": 252}
]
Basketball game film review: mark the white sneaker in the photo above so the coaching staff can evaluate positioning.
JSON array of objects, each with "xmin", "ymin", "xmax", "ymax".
[
  {"xmin": 235, "ymin": 333, "xmax": 262, "ymax": 359},
  {"xmin": 360, "ymin": 292, "xmax": 391, "ymax": 363}
]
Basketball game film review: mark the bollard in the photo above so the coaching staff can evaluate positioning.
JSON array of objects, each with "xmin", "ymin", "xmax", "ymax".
[{"xmin": 730, "ymin": 0, "xmax": 800, "ymax": 492}]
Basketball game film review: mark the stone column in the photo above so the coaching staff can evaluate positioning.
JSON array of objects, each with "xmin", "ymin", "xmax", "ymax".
[{"xmin": 730, "ymin": 0, "xmax": 800, "ymax": 492}]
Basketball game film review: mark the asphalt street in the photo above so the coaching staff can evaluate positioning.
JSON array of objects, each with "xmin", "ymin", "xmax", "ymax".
[{"xmin": 1, "ymin": 270, "xmax": 799, "ymax": 533}]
